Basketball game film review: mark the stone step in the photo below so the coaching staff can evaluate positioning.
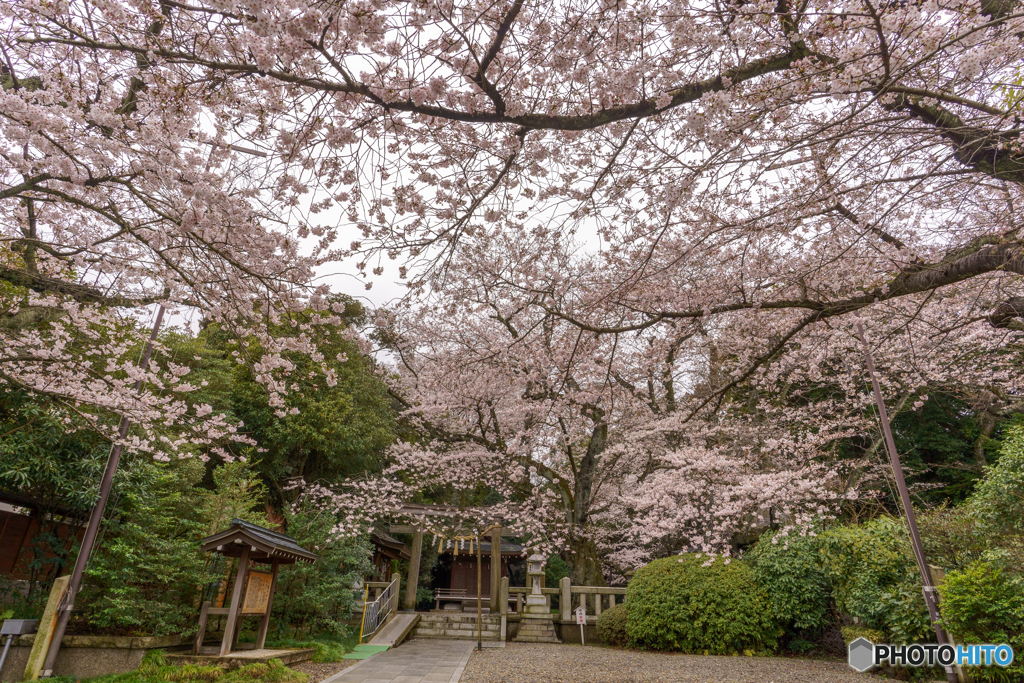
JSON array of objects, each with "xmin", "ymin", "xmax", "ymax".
[
  {"xmin": 412, "ymin": 630, "xmax": 501, "ymax": 639},
  {"xmin": 412, "ymin": 621, "xmax": 501, "ymax": 631},
  {"xmin": 409, "ymin": 627, "xmax": 501, "ymax": 640},
  {"xmin": 411, "ymin": 626, "xmax": 500, "ymax": 636},
  {"xmin": 415, "ymin": 619, "xmax": 500, "ymax": 629},
  {"xmin": 419, "ymin": 615, "xmax": 501, "ymax": 624}
]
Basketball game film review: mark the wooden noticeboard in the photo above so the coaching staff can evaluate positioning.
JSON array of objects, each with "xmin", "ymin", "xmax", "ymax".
[{"xmin": 242, "ymin": 571, "xmax": 274, "ymax": 614}]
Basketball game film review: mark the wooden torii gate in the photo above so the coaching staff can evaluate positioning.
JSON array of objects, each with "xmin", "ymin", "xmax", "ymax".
[{"xmin": 389, "ymin": 503, "xmax": 507, "ymax": 613}]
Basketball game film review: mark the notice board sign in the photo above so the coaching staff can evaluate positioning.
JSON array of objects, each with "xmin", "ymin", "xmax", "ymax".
[{"xmin": 242, "ymin": 571, "xmax": 274, "ymax": 614}]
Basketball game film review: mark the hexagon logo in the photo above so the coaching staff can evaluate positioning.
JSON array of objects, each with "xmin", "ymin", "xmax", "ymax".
[{"xmin": 848, "ymin": 637, "xmax": 875, "ymax": 672}]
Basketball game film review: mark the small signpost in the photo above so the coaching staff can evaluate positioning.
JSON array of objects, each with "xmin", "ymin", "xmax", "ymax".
[{"xmin": 575, "ymin": 605, "xmax": 587, "ymax": 645}]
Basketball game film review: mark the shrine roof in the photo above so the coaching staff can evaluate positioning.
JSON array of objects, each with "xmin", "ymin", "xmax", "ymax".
[
  {"xmin": 371, "ymin": 530, "xmax": 412, "ymax": 560},
  {"xmin": 439, "ymin": 538, "xmax": 523, "ymax": 555},
  {"xmin": 201, "ymin": 518, "xmax": 319, "ymax": 564}
]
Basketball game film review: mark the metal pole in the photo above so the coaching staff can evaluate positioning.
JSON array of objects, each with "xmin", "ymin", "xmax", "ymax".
[
  {"xmin": 41, "ymin": 305, "xmax": 166, "ymax": 677},
  {"xmin": 855, "ymin": 322, "xmax": 958, "ymax": 683},
  {"xmin": 0, "ymin": 634, "xmax": 13, "ymax": 673},
  {"xmin": 476, "ymin": 532, "xmax": 482, "ymax": 651}
]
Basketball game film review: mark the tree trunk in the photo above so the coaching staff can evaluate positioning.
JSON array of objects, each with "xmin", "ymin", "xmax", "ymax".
[
  {"xmin": 567, "ymin": 533, "xmax": 606, "ymax": 586},
  {"xmin": 974, "ymin": 407, "xmax": 996, "ymax": 469}
]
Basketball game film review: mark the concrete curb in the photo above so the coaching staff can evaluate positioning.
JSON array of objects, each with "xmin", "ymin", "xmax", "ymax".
[{"xmin": 448, "ymin": 642, "xmax": 475, "ymax": 683}]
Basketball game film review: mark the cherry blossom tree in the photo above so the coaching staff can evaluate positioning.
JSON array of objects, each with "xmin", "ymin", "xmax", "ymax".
[
  {"xmin": 0, "ymin": 15, "xmax": 358, "ymax": 451},
  {"xmin": 8, "ymin": 0, "xmax": 1024, "ymax": 572}
]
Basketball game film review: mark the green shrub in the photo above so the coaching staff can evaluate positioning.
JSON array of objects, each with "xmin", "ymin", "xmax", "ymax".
[
  {"xmin": 941, "ymin": 560, "xmax": 1024, "ymax": 683},
  {"xmin": 840, "ymin": 626, "xmax": 886, "ymax": 645},
  {"xmin": 971, "ymin": 425, "xmax": 1024, "ymax": 535},
  {"xmin": 626, "ymin": 554, "xmax": 779, "ymax": 654},
  {"xmin": 596, "ymin": 603, "xmax": 628, "ymax": 647},
  {"xmin": 818, "ymin": 517, "xmax": 931, "ymax": 644},
  {"xmin": 749, "ymin": 531, "xmax": 831, "ymax": 636}
]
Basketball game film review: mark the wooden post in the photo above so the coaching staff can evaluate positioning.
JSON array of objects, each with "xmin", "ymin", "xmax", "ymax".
[
  {"xmin": 489, "ymin": 528, "xmax": 501, "ymax": 613},
  {"xmin": 193, "ymin": 602, "xmax": 211, "ymax": 654},
  {"xmin": 404, "ymin": 529, "xmax": 423, "ymax": 611},
  {"xmin": 220, "ymin": 547, "xmax": 250, "ymax": 656},
  {"xmin": 255, "ymin": 560, "xmax": 279, "ymax": 650},
  {"xmin": 559, "ymin": 577, "xmax": 571, "ymax": 621},
  {"xmin": 393, "ymin": 573, "xmax": 402, "ymax": 617}
]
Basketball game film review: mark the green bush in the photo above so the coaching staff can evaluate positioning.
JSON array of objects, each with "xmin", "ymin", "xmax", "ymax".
[
  {"xmin": 818, "ymin": 517, "xmax": 931, "ymax": 644},
  {"xmin": 749, "ymin": 531, "xmax": 831, "ymax": 636},
  {"xmin": 971, "ymin": 425, "xmax": 1024, "ymax": 535},
  {"xmin": 941, "ymin": 560, "xmax": 1024, "ymax": 683},
  {"xmin": 840, "ymin": 626, "xmax": 885, "ymax": 645},
  {"xmin": 625, "ymin": 554, "xmax": 779, "ymax": 654},
  {"xmin": 596, "ymin": 603, "xmax": 628, "ymax": 647}
]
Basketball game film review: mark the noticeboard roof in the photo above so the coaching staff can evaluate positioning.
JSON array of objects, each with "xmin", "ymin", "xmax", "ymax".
[{"xmin": 200, "ymin": 518, "xmax": 319, "ymax": 564}]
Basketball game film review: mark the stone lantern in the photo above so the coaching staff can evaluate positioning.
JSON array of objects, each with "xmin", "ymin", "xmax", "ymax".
[
  {"xmin": 524, "ymin": 554, "xmax": 548, "ymax": 615},
  {"xmin": 514, "ymin": 553, "xmax": 559, "ymax": 642}
]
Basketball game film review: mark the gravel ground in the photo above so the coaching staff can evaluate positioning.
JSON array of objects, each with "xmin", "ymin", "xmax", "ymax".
[
  {"xmin": 289, "ymin": 659, "xmax": 355, "ymax": 682},
  {"xmin": 460, "ymin": 643, "xmax": 893, "ymax": 683}
]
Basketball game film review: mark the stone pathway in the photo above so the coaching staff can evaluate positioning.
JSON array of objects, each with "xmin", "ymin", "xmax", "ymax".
[{"xmin": 323, "ymin": 639, "xmax": 475, "ymax": 683}]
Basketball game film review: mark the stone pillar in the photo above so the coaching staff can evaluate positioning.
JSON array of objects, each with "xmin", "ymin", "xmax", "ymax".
[
  {"xmin": 404, "ymin": 529, "xmax": 423, "ymax": 610},
  {"xmin": 490, "ymin": 528, "xmax": 502, "ymax": 612},
  {"xmin": 499, "ymin": 576, "xmax": 509, "ymax": 615},
  {"xmin": 559, "ymin": 576, "xmax": 571, "ymax": 621},
  {"xmin": 23, "ymin": 575, "xmax": 70, "ymax": 681}
]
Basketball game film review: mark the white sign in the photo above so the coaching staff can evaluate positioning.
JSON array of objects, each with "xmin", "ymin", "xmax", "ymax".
[{"xmin": 574, "ymin": 606, "xmax": 587, "ymax": 645}]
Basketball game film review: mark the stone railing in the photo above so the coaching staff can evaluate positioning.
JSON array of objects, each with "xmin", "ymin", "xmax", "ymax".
[{"xmin": 498, "ymin": 577, "xmax": 625, "ymax": 620}]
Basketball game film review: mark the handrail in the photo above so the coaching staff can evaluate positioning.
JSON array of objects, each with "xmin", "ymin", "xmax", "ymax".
[
  {"xmin": 358, "ymin": 575, "xmax": 399, "ymax": 643},
  {"xmin": 570, "ymin": 586, "xmax": 627, "ymax": 595}
]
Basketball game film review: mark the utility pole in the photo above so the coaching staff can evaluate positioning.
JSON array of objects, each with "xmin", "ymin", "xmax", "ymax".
[
  {"xmin": 41, "ymin": 305, "xmax": 166, "ymax": 677},
  {"xmin": 476, "ymin": 530, "xmax": 483, "ymax": 651},
  {"xmin": 855, "ymin": 322, "xmax": 959, "ymax": 683}
]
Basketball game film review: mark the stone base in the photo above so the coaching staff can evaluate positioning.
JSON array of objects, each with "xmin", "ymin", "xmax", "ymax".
[
  {"xmin": 0, "ymin": 634, "xmax": 190, "ymax": 683},
  {"xmin": 513, "ymin": 616, "xmax": 560, "ymax": 643}
]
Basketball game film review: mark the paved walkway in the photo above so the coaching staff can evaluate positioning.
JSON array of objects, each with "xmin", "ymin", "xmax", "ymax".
[{"xmin": 324, "ymin": 640, "xmax": 475, "ymax": 683}]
